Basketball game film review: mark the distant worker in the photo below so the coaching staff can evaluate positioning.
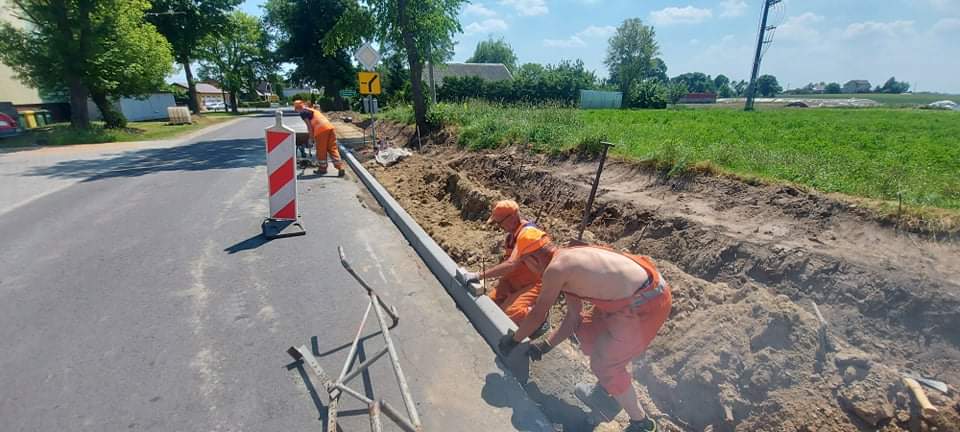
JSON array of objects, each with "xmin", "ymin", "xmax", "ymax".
[
  {"xmin": 294, "ymin": 100, "xmax": 344, "ymax": 177},
  {"xmin": 498, "ymin": 238, "xmax": 672, "ymax": 432},
  {"xmin": 460, "ymin": 200, "xmax": 549, "ymax": 335}
]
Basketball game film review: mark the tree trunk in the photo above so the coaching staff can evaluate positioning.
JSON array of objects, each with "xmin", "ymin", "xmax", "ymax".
[
  {"xmin": 68, "ymin": 76, "xmax": 91, "ymax": 129},
  {"xmin": 397, "ymin": 0, "xmax": 428, "ymax": 135},
  {"xmin": 182, "ymin": 59, "xmax": 200, "ymax": 114},
  {"xmin": 91, "ymin": 91, "xmax": 127, "ymax": 129},
  {"xmin": 230, "ymin": 92, "xmax": 239, "ymax": 114}
]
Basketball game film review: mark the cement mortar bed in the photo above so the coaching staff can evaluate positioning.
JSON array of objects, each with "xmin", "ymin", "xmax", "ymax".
[{"xmin": 342, "ymin": 119, "xmax": 960, "ymax": 432}]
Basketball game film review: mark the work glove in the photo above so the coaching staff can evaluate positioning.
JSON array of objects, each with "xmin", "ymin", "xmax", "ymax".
[
  {"xmin": 498, "ymin": 329, "xmax": 520, "ymax": 356},
  {"xmin": 457, "ymin": 267, "xmax": 480, "ymax": 283},
  {"xmin": 527, "ymin": 339, "xmax": 553, "ymax": 361}
]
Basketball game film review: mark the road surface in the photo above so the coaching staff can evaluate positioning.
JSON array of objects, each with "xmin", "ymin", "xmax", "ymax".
[{"xmin": 0, "ymin": 115, "xmax": 549, "ymax": 431}]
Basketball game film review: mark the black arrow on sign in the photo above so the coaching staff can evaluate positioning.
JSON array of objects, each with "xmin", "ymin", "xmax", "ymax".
[{"xmin": 367, "ymin": 74, "xmax": 378, "ymax": 93}]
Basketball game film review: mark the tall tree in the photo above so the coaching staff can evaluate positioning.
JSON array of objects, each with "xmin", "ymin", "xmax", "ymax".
[
  {"xmin": 148, "ymin": 0, "xmax": 242, "ymax": 114},
  {"xmin": 671, "ymin": 72, "xmax": 715, "ymax": 93},
  {"xmin": 604, "ymin": 18, "xmax": 661, "ymax": 96},
  {"xmin": 880, "ymin": 77, "xmax": 910, "ymax": 94},
  {"xmin": 327, "ymin": 0, "xmax": 465, "ymax": 135},
  {"xmin": 1, "ymin": 0, "xmax": 174, "ymax": 128},
  {"xmin": 466, "ymin": 37, "xmax": 517, "ymax": 72},
  {"xmin": 198, "ymin": 12, "xmax": 268, "ymax": 113},
  {"xmin": 263, "ymin": 0, "xmax": 356, "ymax": 96},
  {"xmin": 756, "ymin": 74, "xmax": 782, "ymax": 97}
]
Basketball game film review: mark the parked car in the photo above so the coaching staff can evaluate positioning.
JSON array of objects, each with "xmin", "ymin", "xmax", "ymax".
[
  {"xmin": 0, "ymin": 112, "xmax": 20, "ymax": 138},
  {"xmin": 204, "ymin": 101, "xmax": 227, "ymax": 111}
]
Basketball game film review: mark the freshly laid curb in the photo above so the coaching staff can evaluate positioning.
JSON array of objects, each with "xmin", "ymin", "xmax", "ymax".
[{"xmin": 341, "ymin": 145, "xmax": 533, "ymax": 378}]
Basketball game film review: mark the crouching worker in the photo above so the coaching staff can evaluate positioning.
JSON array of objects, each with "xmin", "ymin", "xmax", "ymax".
[
  {"xmin": 294, "ymin": 100, "xmax": 345, "ymax": 177},
  {"xmin": 498, "ymin": 237, "xmax": 673, "ymax": 432},
  {"xmin": 460, "ymin": 200, "xmax": 549, "ymax": 336}
]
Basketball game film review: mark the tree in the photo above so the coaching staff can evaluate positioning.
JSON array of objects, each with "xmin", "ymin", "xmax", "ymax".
[
  {"xmin": 378, "ymin": 45, "xmax": 409, "ymax": 104},
  {"xmin": 327, "ymin": 0, "xmax": 465, "ymax": 135},
  {"xmin": 629, "ymin": 80, "xmax": 667, "ymax": 109},
  {"xmin": 667, "ymin": 82, "xmax": 688, "ymax": 104},
  {"xmin": 671, "ymin": 72, "xmax": 715, "ymax": 93},
  {"xmin": 733, "ymin": 80, "xmax": 748, "ymax": 96},
  {"xmin": 756, "ymin": 74, "xmax": 782, "ymax": 97},
  {"xmin": 466, "ymin": 37, "xmax": 517, "ymax": 72},
  {"xmin": 880, "ymin": 77, "xmax": 910, "ymax": 94},
  {"xmin": 825, "ymin": 82, "xmax": 842, "ymax": 94},
  {"xmin": 198, "ymin": 12, "xmax": 268, "ymax": 113},
  {"xmin": 714, "ymin": 74, "xmax": 730, "ymax": 90},
  {"xmin": 604, "ymin": 18, "xmax": 661, "ymax": 97},
  {"xmin": 148, "ymin": 0, "xmax": 242, "ymax": 114},
  {"xmin": 264, "ymin": 0, "xmax": 357, "ymax": 100},
  {"xmin": 1, "ymin": 0, "xmax": 174, "ymax": 128}
]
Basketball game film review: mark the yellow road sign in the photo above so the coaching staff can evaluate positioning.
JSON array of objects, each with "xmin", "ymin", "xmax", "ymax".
[{"xmin": 358, "ymin": 72, "xmax": 381, "ymax": 95}]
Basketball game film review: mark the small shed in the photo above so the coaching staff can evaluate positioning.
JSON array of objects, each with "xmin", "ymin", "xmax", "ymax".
[{"xmin": 425, "ymin": 63, "xmax": 513, "ymax": 87}]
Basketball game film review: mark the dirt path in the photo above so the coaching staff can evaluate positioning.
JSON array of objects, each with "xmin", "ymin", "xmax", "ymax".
[{"xmin": 348, "ymin": 119, "xmax": 960, "ymax": 432}]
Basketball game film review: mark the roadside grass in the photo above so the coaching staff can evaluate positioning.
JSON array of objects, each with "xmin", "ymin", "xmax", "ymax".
[
  {"xmin": 384, "ymin": 101, "xmax": 960, "ymax": 213},
  {"xmin": 0, "ymin": 114, "xmax": 237, "ymax": 149}
]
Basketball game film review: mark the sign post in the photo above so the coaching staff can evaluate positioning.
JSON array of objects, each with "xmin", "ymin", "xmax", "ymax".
[{"xmin": 261, "ymin": 111, "xmax": 306, "ymax": 239}]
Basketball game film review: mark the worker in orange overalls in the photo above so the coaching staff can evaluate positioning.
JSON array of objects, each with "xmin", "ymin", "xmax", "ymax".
[
  {"xmin": 460, "ymin": 200, "xmax": 550, "ymax": 335},
  {"xmin": 294, "ymin": 100, "xmax": 344, "ymax": 177},
  {"xmin": 498, "ymin": 237, "xmax": 672, "ymax": 432}
]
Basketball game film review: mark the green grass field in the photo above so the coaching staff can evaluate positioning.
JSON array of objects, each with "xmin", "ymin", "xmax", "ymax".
[
  {"xmin": 0, "ymin": 113, "xmax": 240, "ymax": 149},
  {"xmin": 385, "ymin": 102, "xmax": 960, "ymax": 210},
  {"xmin": 788, "ymin": 92, "xmax": 959, "ymax": 106}
]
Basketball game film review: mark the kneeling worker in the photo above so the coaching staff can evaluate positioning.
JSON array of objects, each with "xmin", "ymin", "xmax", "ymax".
[
  {"xmin": 499, "ymin": 237, "xmax": 673, "ymax": 432},
  {"xmin": 294, "ymin": 100, "xmax": 344, "ymax": 177},
  {"xmin": 461, "ymin": 200, "xmax": 549, "ymax": 334}
]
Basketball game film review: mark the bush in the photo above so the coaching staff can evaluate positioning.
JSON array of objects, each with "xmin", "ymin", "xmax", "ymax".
[
  {"xmin": 240, "ymin": 101, "xmax": 271, "ymax": 108},
  {"xmin": 438, "ymin": 60, "xmax": 598, "ymax": 105},
  {"xmin": 629, "ymin": 80, "xmax": 668, "ymax": 109}
]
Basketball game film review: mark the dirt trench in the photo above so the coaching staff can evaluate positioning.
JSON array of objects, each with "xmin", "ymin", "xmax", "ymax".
[{"xmin": 358, "ymin": 121, "xmax": 960, "ymax": 432}]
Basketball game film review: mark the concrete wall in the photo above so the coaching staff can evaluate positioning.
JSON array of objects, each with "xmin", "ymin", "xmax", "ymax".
[{"xmin": 87, "ymin": 94, "xmax": 177, "ymax": 122}]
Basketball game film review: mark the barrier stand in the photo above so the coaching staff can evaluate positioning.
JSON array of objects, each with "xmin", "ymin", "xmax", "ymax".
[
  {"xmin": 262, "ymin": 111, "xmax": 306, "ymax": 239},
  {"xmin": 288, "ymin": 246, "xmax": 421, "ymax": 432}
]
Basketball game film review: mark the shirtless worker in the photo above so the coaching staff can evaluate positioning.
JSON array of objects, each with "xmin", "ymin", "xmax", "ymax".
[
  {"xmin": 498, "ymin": 234, "xmax": 672, "ymax": 432},
  {"xmin": 460, "ymin": 200, "xmax": 550, "ymax": 335},
  {"xmin": 293, "ymin": 100, "xmax": 345, "ymax": 177}
]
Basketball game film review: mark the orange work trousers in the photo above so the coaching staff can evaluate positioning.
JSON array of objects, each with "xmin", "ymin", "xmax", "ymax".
[
  {"xmin": 488, "ymin": 279, "xmax": 542, "ymax": 324},
  {"xmin": 314, "ymin": 127, "xmax": 343, "ymax": 170}
]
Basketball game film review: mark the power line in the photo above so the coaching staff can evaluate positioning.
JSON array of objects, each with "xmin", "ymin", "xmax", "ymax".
[{"xmin": 745, "ymin": 0, "xmax": 783, "ymax": 111}]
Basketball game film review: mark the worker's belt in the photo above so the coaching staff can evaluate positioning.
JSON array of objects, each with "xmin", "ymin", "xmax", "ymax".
[{"xmin": 630, "ymin": 273, "xmax": 667, "ymax": 309}]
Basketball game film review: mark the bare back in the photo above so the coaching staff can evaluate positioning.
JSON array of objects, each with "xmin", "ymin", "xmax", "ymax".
[{"xmin": 545, "ymin": 247, "xmax": 649, "ymax": 301}]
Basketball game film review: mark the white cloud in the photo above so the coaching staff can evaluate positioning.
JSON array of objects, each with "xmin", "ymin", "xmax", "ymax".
[
  {"xmin": 689, "ymin": 38, "xmax": 700, "ymax": 45},
  {"xmin": 499, "ymin": 0, "xmax": 548, "ymax": 16},
  {"xmin": 649, "ymin": 6, "xmax": 713, "ymax": 26},
  {"xmin": 464, "ymin": 3, "xmax": 497, "ymax": 17},
  {"xmin": 776, "ymin": 13, "xmax": 824, "ymax": 42},
  {"xmin": 576, "ymin": 25, "xmax": 616, "ymax": 38},
  {"xmin": 544, "ymin": 36, "xmax": 586, "ymax": 48},
  {"xmin": 464, "ymin": 19, "xmax": 509, "ymax": 35},
  {"xmin": 843, "ymin": 20, "xmax": 915, "ymax": 39},
  {"xmin": 933, "ymin": 17, "xmax": 960, "ymax": 33},
  {"xmin": 719, "ymin": 0, "xmax": 748, "ymax": 18}
]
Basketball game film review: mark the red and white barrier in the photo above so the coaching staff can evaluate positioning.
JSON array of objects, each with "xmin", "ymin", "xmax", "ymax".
[{"xmin": 265, "ymin": 113, "xmax": 297, "ymax": 220}]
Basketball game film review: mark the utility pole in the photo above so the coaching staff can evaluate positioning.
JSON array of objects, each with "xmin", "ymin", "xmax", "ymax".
[{"xmin": 745, "ymin": 0, "xmax": 781, "ymax": 111}]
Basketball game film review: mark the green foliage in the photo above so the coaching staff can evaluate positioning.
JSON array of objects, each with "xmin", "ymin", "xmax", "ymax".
[
  {"xmin": 198, "ymin": 11, "xmax": 269, "ymax": 113},
  {"xmin": 467, "ymin": 37, "xmax": 517, "ymax": 72},
  {"xmin": 1, "ymin": 0, "xmax": 174, "ymax": 128},
  {"xmin": 733, "ymin": 80, "xmax": 748, "ymax": 96},
  {"xmin": 671, "ymin": 72, "xmax": 715, "ymax": 93},
  {"xmin": 879, "ymin": 77, "xmax": 911, "ymax": 94},
  {"xmin": 264, "ymin": 0, "xmax": 356, "ymax": 94},
  {"xmin": 437, "ymin": 60, "xmax": 597, "ymax": 104},
  {"xmin": 825, "ymin": 82, "xmax": 842, "ymax": 94},
  {"xmin": 628, "ymin": 80, "xmax": 667, "ymax": 109},
  {"xmin": 756, "ymin": 74, "xmax": 782, "ymax": 97},
  {"xmin": 667, "ymin": 82, "xmax": 688, "ymax": 104},
  {"xmin": 384, "ymin": 101, "xmax": 960, "ymax": 209},
  {"xmin": 604, "ymin": 18, "xmax": 661, "ymax": 95}
]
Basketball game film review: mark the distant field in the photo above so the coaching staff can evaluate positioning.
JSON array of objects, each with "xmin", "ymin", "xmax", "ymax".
[
  {"xmin": 385, "ymin": 102, "xmax": 960, "ymax": 210},
  {"xmin": 789, "ymin": 92, "xmax": 959, "ymax": 106}
]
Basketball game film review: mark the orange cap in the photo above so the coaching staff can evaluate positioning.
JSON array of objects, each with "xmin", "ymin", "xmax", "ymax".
[
  {"xmin": 293, "ymin": 100, "xmax": 304, "ymax": 110},
  {"xmin": 487, "ymin": 200, "xmax": 519, "ymax": 224},
  {"xmin": 514, "ymin": 228, "xmax": 550, "ymax": 258}
]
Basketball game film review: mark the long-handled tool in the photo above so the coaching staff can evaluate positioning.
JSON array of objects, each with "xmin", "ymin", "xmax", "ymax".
[
  {"xmin": 287, "ymin": 246, "xmax": 421, "ymax": 432},
  {"xmin": 577, "ymin": 141, "xmax": 615, "ymax": 241}
]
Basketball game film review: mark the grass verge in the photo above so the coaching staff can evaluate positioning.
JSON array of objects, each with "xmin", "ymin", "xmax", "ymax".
[
  {"xmin": 383, "ymin": 101, "xmax": 960, "ymax": 215},
  {"xmin": 0, "ymin": 114, "xmax": 239, "ymax": 149}
]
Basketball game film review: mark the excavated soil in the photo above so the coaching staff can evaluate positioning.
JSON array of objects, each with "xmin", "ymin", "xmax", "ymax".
[{"xmin": 354, "ymin": 120, "xmax": 960, "ymax": 432}]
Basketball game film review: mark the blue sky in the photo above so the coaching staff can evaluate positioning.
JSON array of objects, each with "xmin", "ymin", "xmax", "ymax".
[{"xmin": 225, "ymin": 0, "xmax": 960, "ymax": 93}]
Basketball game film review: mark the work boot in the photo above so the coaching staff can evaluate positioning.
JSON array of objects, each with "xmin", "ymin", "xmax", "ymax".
[
  {"xmin": 574, "ymin": 382, "xmax": 622, "ymax": 422},
  {"xmin": 316, "ymin": 166, "xmax": 328, "ymax": 175},
  {"xmin": 337, "ymin": 168, "xmax": 346, "ymax": 178},
  {"xmin": 531, "ymin": 318, "xmax": 550, "ymax": 339},
  {"xmin": 624, "ymin": 417, "xmax": 657, "ymax": 432}
]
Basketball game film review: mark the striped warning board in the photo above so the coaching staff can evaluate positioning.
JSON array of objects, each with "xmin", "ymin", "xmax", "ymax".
[{"xmin": 265, "ymin": 114, "xmax": 297, "ymax": 220}]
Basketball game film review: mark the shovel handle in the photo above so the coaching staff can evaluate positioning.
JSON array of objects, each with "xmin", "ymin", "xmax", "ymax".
[{"xmin": 904, "ymin": 377, "xmax": 939, "ymax": 418}]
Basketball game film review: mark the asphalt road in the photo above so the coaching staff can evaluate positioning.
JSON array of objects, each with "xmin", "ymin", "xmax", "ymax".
[{"xmin": 0, "ymin": 115, "xmax": 549, "ymax": 431}]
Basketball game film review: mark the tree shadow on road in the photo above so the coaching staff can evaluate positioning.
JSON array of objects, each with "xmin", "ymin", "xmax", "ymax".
[{"xmin": 25, "ymin": 138, "xmax": 264, "ymax": 181}]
